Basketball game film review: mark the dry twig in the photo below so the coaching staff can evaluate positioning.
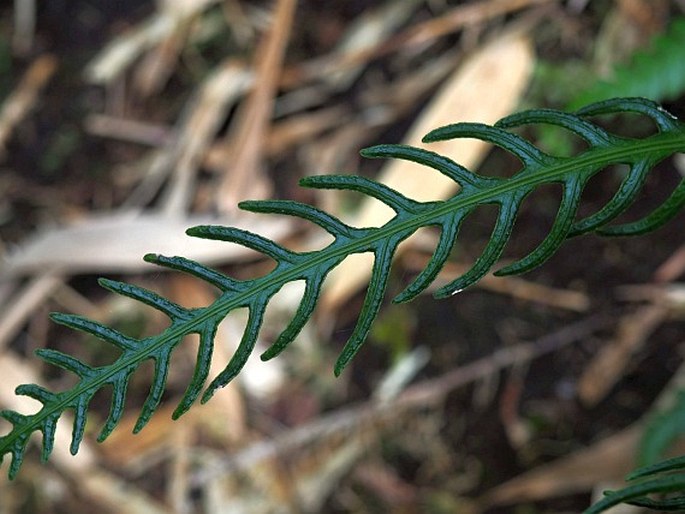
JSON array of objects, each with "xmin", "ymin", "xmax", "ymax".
[
  {"xmin": 0, "ymin": 55, "xmax": 58, "ymax": 160},
  {"xmin": 190, "ymin": 315, "xmax": 605, "ymax": 487},
  {"xmin": 215, "ymin": 0, "xmax": 298, "ymax": 212},
  {"xmin": 403, "ymin": 249, "xmax": 591, "ymax": 312}
]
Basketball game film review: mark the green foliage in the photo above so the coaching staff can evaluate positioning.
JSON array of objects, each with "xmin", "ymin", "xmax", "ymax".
[
  {"xmin": 569, "ymin": 18, "xmax": 685, "ymax": 110},
  {"xmin": 584, "ymin": 455, "xmax": 685, "ymax": 513},
  {"xmin": 587, "ymin": 393, "xmax": 685, "ymax": 513},
  {"xmin": 370, "ymin": 303, "xmax": 415, "ymax": 362},
  {"xmin": 639, "ymin": 391, "xmax": 685, "ymax": 468},
  {"xmin": 530, "ymin": 18, "xmax": 685, "ymax": 157},
  {"xmin": 0, "ymin": 98, "xmax": 684, "ymax": 484}
]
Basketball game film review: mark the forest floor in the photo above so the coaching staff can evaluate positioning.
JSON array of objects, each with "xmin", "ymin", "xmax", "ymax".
[{"xmin": 0, "ymin": 1, "xmax": 684, "ymax": 513}]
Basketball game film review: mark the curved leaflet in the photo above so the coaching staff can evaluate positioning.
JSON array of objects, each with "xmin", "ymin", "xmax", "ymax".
[
  {"xmin": 1, "ymin": 98, "xmax": 684, "ymax": 478},
  {"xmin": 584, "ymin": 455, "xmax": 685, "ymax": 513}
]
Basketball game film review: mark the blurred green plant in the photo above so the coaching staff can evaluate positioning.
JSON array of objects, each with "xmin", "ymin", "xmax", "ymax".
[
  {"xmin": 569, "ymin": 18, "xmax": 685, "ymax": 110},
  {"xmin": 640, "ymin": 390, "xmax": 685, "ymax": 468},
  {"xmin": 528, "ymin": 18, "xmax": 685, "ymax": 157},
  {"xmin": 370, "ymin": 303, "xmax": 415, "ymax": 363}
]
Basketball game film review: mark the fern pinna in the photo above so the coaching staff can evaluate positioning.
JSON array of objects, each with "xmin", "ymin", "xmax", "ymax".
[
  {"xmin": 584, "ymin": 454, "xmax": 685, "ymax": 513},
  {"xmin": 1, "ymin": 98, "xmax": 684, "ymax": 479}
]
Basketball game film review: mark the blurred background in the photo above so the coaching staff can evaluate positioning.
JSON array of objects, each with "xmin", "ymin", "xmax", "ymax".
[{"xmin": 0, "ymin": 0, "xmax": 685, "ymax": 512}]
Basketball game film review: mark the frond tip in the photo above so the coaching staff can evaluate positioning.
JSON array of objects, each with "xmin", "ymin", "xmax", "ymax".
[{"xmin": 1, "ymin": 98, "xmax": 684, "ymax": 479}]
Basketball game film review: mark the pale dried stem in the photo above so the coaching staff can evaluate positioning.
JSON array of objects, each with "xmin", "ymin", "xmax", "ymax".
[
  {"xmin": 190, "ymin": 315, "xmax": 606, "ymax": 486},
  {"xmin": 0, "ymin": 272, "xmax": 63, "ymax": 351},
  {"xmin": 85, "ymin": 114, "xmax": 172, "ymax": 147},
  {"xmin": 215, "ymin": 0, "xmax": 297, "ymax": 213},
  {"xmin": 578, "ymin": 304, "xmax": 669, "ymax": 406},
  {"xmin": 0, "ymin": 55, "xmax": 58, "ymax": 161},
  {"xmin": 126, "ymin": 60, "xmax": 251, "ymax": 213},
  {"xmin": 281, "ymin": 0, "xmax": 552, "ymax": 87},
  {"xmin": 403, "ymin": 250, "xmax": 591, "ymax": 312},
  {"xmin": 84, "ymin": 0, "xmax": 220, "ymax": 84},
  {"xmin": 12, "ymin": 0, "xmax": 36, "ymax": 56}
]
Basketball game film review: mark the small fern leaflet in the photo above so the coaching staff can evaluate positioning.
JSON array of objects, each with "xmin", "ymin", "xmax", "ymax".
[
  {"xmin": 584, "ymin": 455, "xmax": 685, "ymax": 513},
  {"xmin": 1, "ymin": 98, "xmax": 684, "ymax": 478}
]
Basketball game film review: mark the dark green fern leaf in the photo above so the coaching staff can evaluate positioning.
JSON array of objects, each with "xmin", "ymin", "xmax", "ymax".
[
  {"xmin": 584, "ymin": 474, "xmax": 685, "ymax": 514},
  {"xmin": 1, "ymin": 98, "xmax": 684, "ymax": 479},
  {"xmin": 584, "ymin": 455, "xmax": 685, "ymax": 513}
]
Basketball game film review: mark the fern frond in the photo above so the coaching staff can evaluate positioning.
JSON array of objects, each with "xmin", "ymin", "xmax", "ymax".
[{"xmin": 1, "ymin": 98, "xmax": 684, "ymax": 478}]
